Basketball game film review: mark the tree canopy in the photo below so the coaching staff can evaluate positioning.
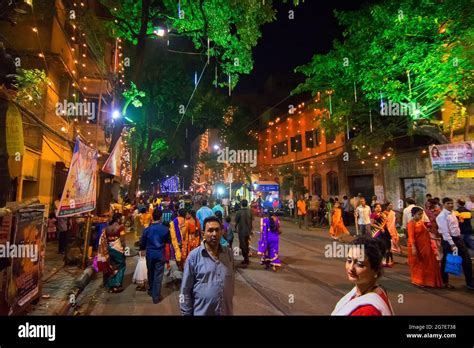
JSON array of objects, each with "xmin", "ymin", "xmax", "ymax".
[{"xmin": 293, "ymin": 0, "xmax": 473, "ymax": 154}]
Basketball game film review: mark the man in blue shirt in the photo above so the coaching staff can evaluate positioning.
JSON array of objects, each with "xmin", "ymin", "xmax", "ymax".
[
  {"xmin": 139, "ymin": 209, "xmax": 171, "ymax": 303},
  {"xmin": 180, "ymin": 215, "xmax": 235, "ymax": 315},
  {"xmin": 196, "ymin": 200, "xmax": 214, "ymax": 231},
  {"xmin": 212, "ymin": 199, "xmax": 225, "ymax": 216}
]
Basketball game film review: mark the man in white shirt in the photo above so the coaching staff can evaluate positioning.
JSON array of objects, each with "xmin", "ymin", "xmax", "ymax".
[
  {"xmin": 222, "ymin": 197, "xmax": 229, "ymax": 217},
  {"xmin": 436, "ymin": 197, "xmax": 474, "ymax": 290},
  {"xmin": 402, "ymin": 198, "xmax": 429, "ymax": 230},
  {"xmin": 355, "ymin": 198, "xmax": 371, "ymax": 236},
  {"xmin": 288, "ymin": 197, "xmax": 295, "ymax": 218},
  {"xmin": 466, "ymin": 195, "xmax": 474, "ymax": 212}
]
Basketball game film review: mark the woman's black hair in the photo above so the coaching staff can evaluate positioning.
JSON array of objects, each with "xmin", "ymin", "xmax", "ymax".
[
  {"xmin": 349, "ymin": 235, "xmax": 384, "ymax": 278},
  {"xmin": 214, "ymin": 210, "xmax": 223, "ymax": 223},
  {"xmin": 411, "ymin": 206, "xmax": 423, "ymax": 217},
  {"xmin": 267, "ymin": 209, "xmax": 277, "ymax": 231},
  {"xmin": 110, "ymin": 213, "xmax": 122, "ymax": 225},
  {"xmin": 382, "ymin": 202, "xmax": 391, "ymax": 211}
]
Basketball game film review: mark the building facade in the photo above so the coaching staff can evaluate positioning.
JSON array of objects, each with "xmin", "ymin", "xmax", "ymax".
[{"xmin": 1, "ymin": 0, "xmax": 116, "ymax": 210}]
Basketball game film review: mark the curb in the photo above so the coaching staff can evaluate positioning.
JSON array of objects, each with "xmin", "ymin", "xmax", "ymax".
[{"xmin": 54, "ymin": 266, "xmax": 94, "ymax": 316}]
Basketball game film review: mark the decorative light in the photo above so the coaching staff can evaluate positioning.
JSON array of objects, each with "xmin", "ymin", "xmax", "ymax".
[
  {"xmin": 361, "ymin": 161, "xmax": 365, "ymax": 164},
  {"xmin": 38, "ymin": 53, "xmax": 44, "ymax": 58},
  {"xmin": 61, "ymin": 126, "xmax": 67, "ymax": 132},
  {"xmin": 422, "ymin": 149, "xmax": 427, "ymax": 154},
  {"xmin": 32, "ymin": 27, "xmax": 38, "ymax": 32}
]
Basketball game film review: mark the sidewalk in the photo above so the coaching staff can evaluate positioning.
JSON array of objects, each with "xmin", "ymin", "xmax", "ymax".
[{"xmin": 28, "ymin": 239, "xmax": 86, "ymax": 315}]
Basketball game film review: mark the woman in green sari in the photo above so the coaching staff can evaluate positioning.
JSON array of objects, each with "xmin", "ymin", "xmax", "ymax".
[{"xmin": 98, "ymin": 213, "xmax": 126, "ymax": 293}]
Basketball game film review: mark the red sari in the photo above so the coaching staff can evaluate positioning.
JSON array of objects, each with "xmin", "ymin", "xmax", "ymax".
[{"xmin": 407, "ymin": 220, "xmax": 443, "ymax": 288}]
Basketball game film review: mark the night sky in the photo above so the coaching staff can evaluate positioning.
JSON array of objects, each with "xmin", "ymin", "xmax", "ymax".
[
  {"xmin": 149, "ymin": 0, "xmax": 378, "ymax": 186},
  {"xmin": 236, "ymin": 0, "xmax": 376, "ymax": 101}
]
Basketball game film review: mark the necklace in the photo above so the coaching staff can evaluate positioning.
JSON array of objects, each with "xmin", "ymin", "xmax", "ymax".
[{"xmin": 357, "ymin": 284, "xmax": 378, "ymax": 297}]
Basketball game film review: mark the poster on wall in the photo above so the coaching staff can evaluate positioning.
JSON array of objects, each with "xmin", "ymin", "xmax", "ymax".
[
  {"xmin": 374, "ymin": 185, "xmax": 385, "ymax": 202},
  {"xmin": 0, "ymin": 213, "xmax": 13, "ymax": 314},
  {"xmin": 56, "ymin": 137, "xmax": 98, "ymax": 217},
  {"xmin": 429, "ymin": 141, "xmax": 474, "ymax": 170},
  {"xmin": 6, "ymin": 206, "xmax": 45, "ymax": 315}
]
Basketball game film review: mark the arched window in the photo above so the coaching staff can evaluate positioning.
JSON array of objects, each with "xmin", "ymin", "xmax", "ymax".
[
  {"xmin": 327, "ymin": 171, "xmax": 339, "ymax": 196},
  {"xmin": 312, "ymin": 173, "xmax": 322, "ymax": 196}
]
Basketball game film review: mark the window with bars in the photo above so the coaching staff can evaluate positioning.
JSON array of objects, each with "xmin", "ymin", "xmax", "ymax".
[
  {"xmin": 291, "ymin": 134, "xmax": 302, "ymax": 152},
  {"xmin": 271, "ymin": 140, "xmax": 288, "ymax": 158},
  {"xmin": 325, "ymin": 131, "xmax": 336, "ymax": 144},
  {"xmin": 327, "ymin": 171, "xmax": 339, "ymax": 196},
  {"xmin": 305, "ymin": 129, "xmax": 321, "ymax": 148}
]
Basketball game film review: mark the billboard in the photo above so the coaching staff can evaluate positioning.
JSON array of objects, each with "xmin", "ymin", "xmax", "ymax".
[{"xmin": 429, "ymin": 141, "xmax": 474, "ymax": 170}]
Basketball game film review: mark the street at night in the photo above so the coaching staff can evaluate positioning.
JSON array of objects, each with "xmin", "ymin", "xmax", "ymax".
[{"xmin": 0, "ymin": 0, "xmax": 473, "ymax": 346}]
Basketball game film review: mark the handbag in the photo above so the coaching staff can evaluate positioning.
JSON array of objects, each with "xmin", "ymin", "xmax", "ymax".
[{"xmin": 444, "ymin": 253, "xmax": 463, "ymax": 276}]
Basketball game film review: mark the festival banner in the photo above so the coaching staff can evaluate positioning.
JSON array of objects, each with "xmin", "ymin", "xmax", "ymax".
[
  {"xmin": 102, "ymin": 135, "xmax": 123, "ymax": 176},
  {"xmin": 56, "ymin": 137, "xmax": 98, "ymax": 217},
  {"xmin": 101, "ymin": 135, "xmax": 132, "ymax": 183},
  {"xmin": 429, "ymin": 141, "xmax": 474, "ymax": 170},
  {"xmin": 161, "ymin": 175, "xmax": 180, "ymax": 193},
  {"xmin": 6, "ymin": 206, "xmax": 45, "ymax": 315}
]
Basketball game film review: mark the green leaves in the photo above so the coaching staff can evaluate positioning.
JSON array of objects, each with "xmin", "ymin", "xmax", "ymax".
[
  {"xmin": 13, "ymin": 69, "xmax": 48, "ymax": 106},
  {"xmin": 122, "ymin": 82, "xmax": 146, "ymax": 116},
  {"xmin": 293, "ymin": 0, "xmax": 473, "ymax": 151}
]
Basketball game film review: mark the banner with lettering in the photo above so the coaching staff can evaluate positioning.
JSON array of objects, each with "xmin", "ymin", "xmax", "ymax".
[
  {"xmin": 56, "ymin": 138, "xmax": 97, "ymax": 217},
  {"xmin": 429, "ymin": 141, "xmax": 474, "ymax": 170}
]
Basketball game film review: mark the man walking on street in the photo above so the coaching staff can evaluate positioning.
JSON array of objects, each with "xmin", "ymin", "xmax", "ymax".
[
  {"xmin": 55, "ymin": 196, "xmax": 69, "ymax": 254},
  {"xmin": 297, "ymin": 195, "xmax": 307, "ymax": 229},
  {"xmin": 196, "ymin": 200, "xmax": 214, "ymax": 232},
  {"xmin": 288, "ymin": 197, "xmax": 295, "ymax": 218},
  {"xmin": 355, "ymin": 198, "xmax": 371, "ymax": 236},
  {"xmin": 342, "ymin": 195, "xmax": 351, "ymax": 226},
  {"xmin": 180, "ymin": 215, "xmax": 235, "ymax": 315},
  {"xmin": 437, "ymin": 197, "xmax": 474, "ymax": 290},
  {"xmin": 309, "ymin": 195, "xmax": 318, "ymax": 227},
  {"xmin": 212, "ymin": 199, "xmax": 225, "ymax": 217},
  {"xmin": 140, "ymin": 209, "xmax": 171, "ymax": 303},
  {"xmin": 235, "ymin": 199, "xmax": 253, "ymax": 266},
  {"xmin": 222, "ymin": 197, "xmax": 229, "ymax": 217}
]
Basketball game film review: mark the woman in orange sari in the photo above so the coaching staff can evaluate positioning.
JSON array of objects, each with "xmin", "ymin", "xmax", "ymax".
[
  {"xmin": 182, "ymin": 210, "xmax": 201, "ymax": 265},
  {"xmin": 407, "ymin": 207, "xmax": 442, "ymax": 288},
  {"xmin": 329, "ymin": 201, "xmax": 349, "ymax": 240}
]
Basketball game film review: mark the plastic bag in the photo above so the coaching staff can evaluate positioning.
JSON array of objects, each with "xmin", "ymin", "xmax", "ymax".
[
  {"xmin": 133, "ymin": 256, "xmax": 148, "ymax": 284},
  {"xmin": 444, "ymin": 253, "xmax": 462, "ymax": 276}
]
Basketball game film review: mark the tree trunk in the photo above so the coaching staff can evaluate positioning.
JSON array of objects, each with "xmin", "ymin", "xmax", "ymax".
[
  {"xmin": 131, "ymin": 0, "xmax": 151, "ymax": 86},
  {"xmin": 0, "ymin": 98, "xmax": 11, "ymax": 207}
]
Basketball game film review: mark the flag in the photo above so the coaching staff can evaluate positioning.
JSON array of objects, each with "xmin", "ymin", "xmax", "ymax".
[{"xmin": 102, "ymin": 135, "xmax": 123, "ymax": 176}]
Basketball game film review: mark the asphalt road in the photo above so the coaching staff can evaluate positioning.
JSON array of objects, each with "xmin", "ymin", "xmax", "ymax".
[{"xmin": 71, "ymin": 219, "xmax": 474, "ymax": 316}]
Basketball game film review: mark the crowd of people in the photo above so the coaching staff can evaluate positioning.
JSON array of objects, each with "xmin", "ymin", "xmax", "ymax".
[
  {"xmin": 92, "ymin": 191, "xmax": 473, "ymax": 316},
  {"xmin": 94, "ymin": 193, "xmax": 283, "ymax": 314}
]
